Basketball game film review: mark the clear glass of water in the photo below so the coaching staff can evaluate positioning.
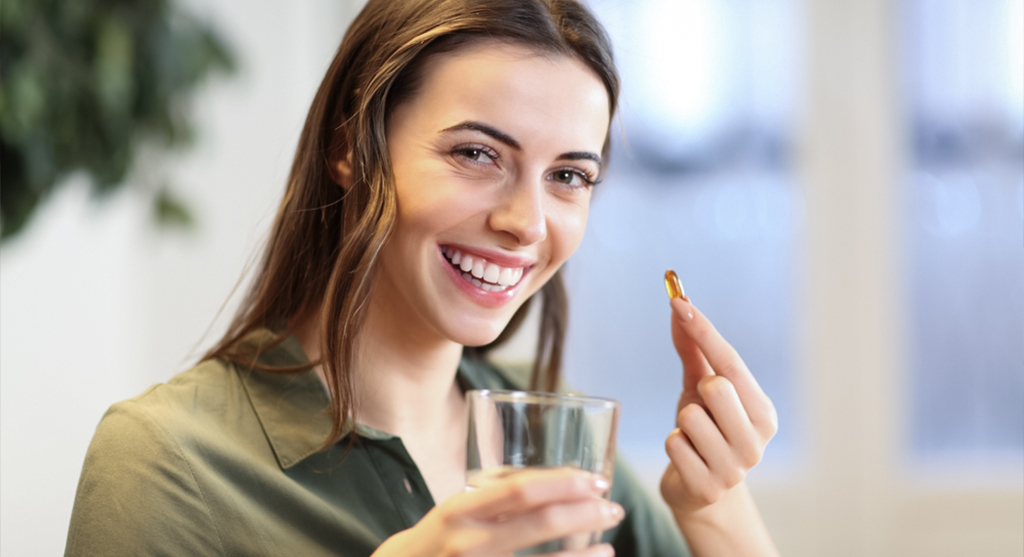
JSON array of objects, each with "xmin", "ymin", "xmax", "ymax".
[{"xmin": 465, "ymin": 389, "xmax": 621, "ymax": 555}]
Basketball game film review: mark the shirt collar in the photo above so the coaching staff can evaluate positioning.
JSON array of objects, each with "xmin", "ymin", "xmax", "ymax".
[
  {"xmin": 235, "ymin": 329, "xmax": 518, "ymax": 469},
  {"xmin": 235, "ymin": 330, "xmax": 336, "ymax": 469}
]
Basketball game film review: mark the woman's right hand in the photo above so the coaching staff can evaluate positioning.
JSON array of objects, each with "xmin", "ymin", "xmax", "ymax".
[{"xmin": 372, "ymin": 467, "xmax": 623, "ymax": 557}]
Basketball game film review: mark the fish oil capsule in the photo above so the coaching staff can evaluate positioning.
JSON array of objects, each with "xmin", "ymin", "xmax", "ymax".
[{"xmin": 664, "ymin": 269, "xmax": 686, "ymax": 300}]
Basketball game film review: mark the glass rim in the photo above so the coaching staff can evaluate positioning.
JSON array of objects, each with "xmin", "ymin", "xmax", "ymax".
[{"xmin": 466, "ymin": 389, "xmax": 620, "ymax": 409}]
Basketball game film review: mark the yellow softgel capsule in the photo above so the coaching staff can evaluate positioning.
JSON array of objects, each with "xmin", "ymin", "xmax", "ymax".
[{"xmin": 664, "ymin": 269, "xmax": 685, "ymax": 300}]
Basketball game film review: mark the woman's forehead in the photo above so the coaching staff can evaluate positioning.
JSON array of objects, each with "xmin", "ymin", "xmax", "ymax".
[{"xmin": 391, "ymin": 41, "xmax": 610, "ymax": 154}]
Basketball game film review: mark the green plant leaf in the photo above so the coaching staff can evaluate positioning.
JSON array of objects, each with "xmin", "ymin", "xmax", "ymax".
[
  {"xmin": 153, "ymin": 186, "xmax": 194, "ymax": 229},
  {"xmin": 0, "ymin": 0, "xmax": 235, "ymax": 242}
]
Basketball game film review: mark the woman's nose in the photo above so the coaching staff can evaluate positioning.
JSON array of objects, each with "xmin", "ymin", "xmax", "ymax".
[{"xmin": 488, "ymin": 178, "xmax": 547, "ymax": 246}]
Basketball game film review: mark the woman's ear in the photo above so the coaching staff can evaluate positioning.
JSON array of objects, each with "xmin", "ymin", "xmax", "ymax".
[{"xmin": 328, "ymin": 150, "xmax": 354, "ymax": 190}]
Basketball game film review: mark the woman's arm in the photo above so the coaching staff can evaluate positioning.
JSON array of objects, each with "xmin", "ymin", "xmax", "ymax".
[{"xmin": 659, "ymin": 297, "xmax": 780, "ymax": 556}]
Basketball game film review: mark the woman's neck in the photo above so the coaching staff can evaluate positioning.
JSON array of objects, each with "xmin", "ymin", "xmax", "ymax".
[
  {"xmin": 353, "ymin": 290, "xmax": 465, "ymax": 436},
  {"xmin": 293, "ymin": 290, "xmax": 465, "ymax": 438}
]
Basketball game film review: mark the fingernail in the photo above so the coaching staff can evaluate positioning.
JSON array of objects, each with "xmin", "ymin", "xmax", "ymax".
[
  {"xmin": 676, "ymin": 299, "xmax": 694, "ymax": 322},
  {"xmin": 607, "ymin": 502, "xmax": 624, "ymax": 520},
  {"xmin": 593, "ymin": 476, "xmax": 610, "ymax": 492}
]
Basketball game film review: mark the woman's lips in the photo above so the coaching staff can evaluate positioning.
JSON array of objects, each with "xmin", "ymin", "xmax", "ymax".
[{"xmin": 438, "ymin": 245, "xmax": 531, "ymax": 306}]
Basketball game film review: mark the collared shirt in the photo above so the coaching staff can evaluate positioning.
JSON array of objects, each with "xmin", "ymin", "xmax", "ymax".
[{"xmin": 65, "ymin": 331, "xmax": 690, "ymax": 556}]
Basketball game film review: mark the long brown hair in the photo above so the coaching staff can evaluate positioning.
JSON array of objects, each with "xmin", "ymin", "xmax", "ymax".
[{"xmin": 205, "ymin": 0, "xmax": 619, "ymax": 447}]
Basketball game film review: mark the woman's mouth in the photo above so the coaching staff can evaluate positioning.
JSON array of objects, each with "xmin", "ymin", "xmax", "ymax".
[{"xmin": 441, "ymin": 246, "xmax": 525, "ymax": 293}]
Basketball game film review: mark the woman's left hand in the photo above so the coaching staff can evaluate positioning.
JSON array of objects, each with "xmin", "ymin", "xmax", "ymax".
[{"xmin": 660, "ymin": 296, "xmax": 779, "ymax": 517}]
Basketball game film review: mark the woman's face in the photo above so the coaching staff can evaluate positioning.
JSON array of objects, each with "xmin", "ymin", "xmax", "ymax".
[{"xmin": 377, "ymin": 41, "xmax": 610, "ymax": 347}]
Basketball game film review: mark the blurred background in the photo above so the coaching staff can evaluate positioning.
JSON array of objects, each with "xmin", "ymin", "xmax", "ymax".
[{"xmin": 1, "ymin": 0, "xmax": 1020, "ymax": 555}]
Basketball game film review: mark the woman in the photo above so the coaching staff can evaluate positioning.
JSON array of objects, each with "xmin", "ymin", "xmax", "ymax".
[{"xmin": 66, "ymin": 0, "xmax": 779, "ymax": 555}]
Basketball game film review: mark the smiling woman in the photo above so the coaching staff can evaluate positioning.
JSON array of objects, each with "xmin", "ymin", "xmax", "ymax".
[{"xmin": 64, "ymin": 1, "xmax": 778, "ymax": 556}]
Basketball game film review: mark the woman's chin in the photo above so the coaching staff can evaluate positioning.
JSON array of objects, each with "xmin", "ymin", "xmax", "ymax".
[
  {"xmin": 453, "ymin": 331, "xmax": 503, "ymax": 349},
  {"xmin": 446, "ymin": 319, "xmax": 509, "ymax": 349}
]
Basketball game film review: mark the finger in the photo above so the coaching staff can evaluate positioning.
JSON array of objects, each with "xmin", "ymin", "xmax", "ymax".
[
  {"xmin": 676, "ymin": 403, "xmax": 731, "ymax": 471},
  {"xmin": 665, "ymin": 427, "xmax": 710, "ymax": 483},
  {"xmin": 698, "ymin": 375, "xmax": 755, "ymax": 444},
  {"xmin": 458, "ymin": 467, "xmax": 608, "ymax": 520},
  {"xmin": 670, "ymin": 298, "xmax": 777, "ymax": 432},
  {"xmin": 490, "ymin": 498, "xmax": 623, "ymax": 553},
  {"xmin": 670, "ymin": 298, "xmax": 714, "ymax": 395},
  {"xmin": 698, "ymin": 376, "xmax": 765, "ymax": 468}
]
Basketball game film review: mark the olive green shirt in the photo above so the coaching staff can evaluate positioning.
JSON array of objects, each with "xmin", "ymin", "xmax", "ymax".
[{"xmin": 65, "ymin": 332, "xmax": 690, "ymax": 556}]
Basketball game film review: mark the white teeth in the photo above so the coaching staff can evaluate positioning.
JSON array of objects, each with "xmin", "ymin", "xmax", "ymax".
[
  {"xmin": 458, "ymin": 269, "xmax": 510, "ymax": 292},
  {"xmin": 443, "ymin": 247, "xmax": 525, "ymax": 291},
  {"xmin": 497, "ymin": 267, "xmax": 513, "ymax": 286},
  {"xmin": 483, "ymin": 263, "xmax": 500, "ymax": 283},
  {"xmin": 482, "ymin": 281, "xmax": 504, "ymax": 292}
]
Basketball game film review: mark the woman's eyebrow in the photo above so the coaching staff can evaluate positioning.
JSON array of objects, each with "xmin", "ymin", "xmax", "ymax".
[
  {"xmin": 439, "ymin": 121, "xmax": 520, "ymax": 149},
  {"xmin": 440, "ymin": 120, "xmax": 602, "ymax": 166},
  {"xmin": 558, "ymin": 151, "xmax": 602, "ymax": 166}
]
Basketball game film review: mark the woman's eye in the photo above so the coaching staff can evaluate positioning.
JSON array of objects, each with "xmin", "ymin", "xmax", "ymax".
[
  {"xmin": 454, "ymin": 147, "xmax": 495, "ymax": 164},
  {"xmin": 550, "ymin": 169, "xmax": 594, "ymax": 188}
]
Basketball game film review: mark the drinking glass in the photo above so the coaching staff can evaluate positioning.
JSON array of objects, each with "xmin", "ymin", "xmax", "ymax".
[{"xmin": 465, "ymin": 389, "xmax": 620, "ymax": 555}]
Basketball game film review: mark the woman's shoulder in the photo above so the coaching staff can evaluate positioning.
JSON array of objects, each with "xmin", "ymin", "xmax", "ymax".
[
  {"xmin": 68, "ymin": 346, "xmax": 331, "ymax": 556},
  {"xmin": 67, "ymin": 359, "xmax": 243, "ymax": 556},
  {"xmin": 83, "ymin": 358, "xmax": 253, "ymax": 474},
  {"xmin": 103, "ymin": 358, "xmax": 244, "ymax": 434},
  {"xmin": 78, "ymin": 360, "xmax": 236, "ymax": 489}
]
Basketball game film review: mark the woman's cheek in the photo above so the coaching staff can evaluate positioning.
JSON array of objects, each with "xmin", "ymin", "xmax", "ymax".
[{"xmin": 555, "ymin": 202, "xmax": 591, "ymax": 261}]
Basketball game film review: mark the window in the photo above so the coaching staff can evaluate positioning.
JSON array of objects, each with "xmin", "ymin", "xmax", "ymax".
[
  {"xmin": 564, "ymin": 0, "xmax": 802, "ymax": 473},
  {"xmin": 904, "ymin": 0, "xmax": 1024, "ymax": 461}
]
